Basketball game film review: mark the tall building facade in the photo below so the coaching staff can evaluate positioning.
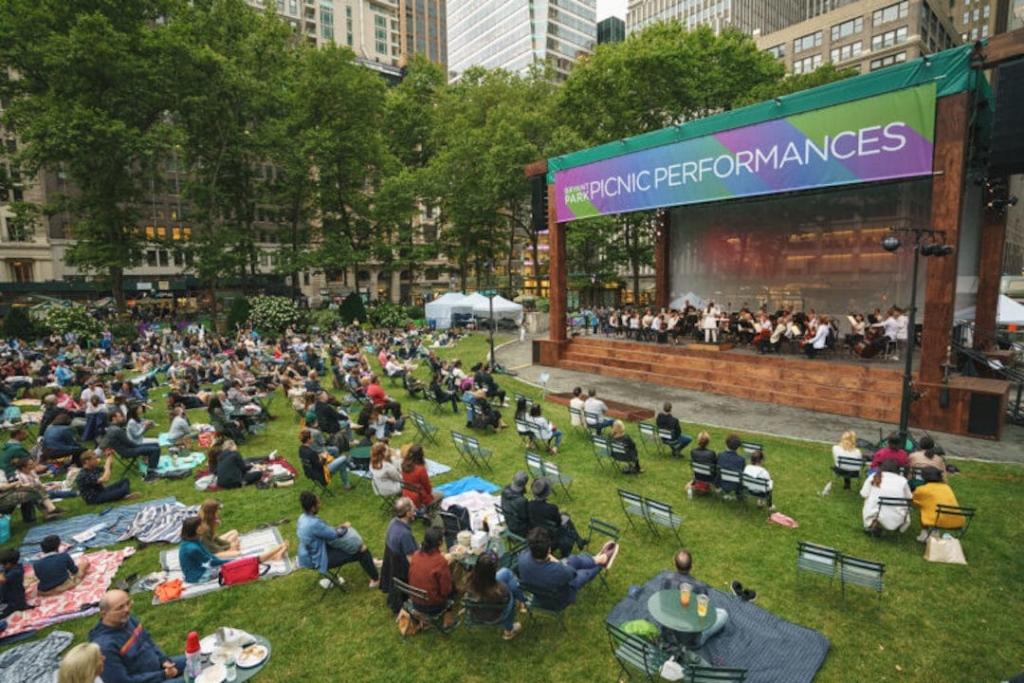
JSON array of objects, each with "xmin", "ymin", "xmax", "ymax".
[
  {"xmin": 626, "ymin": 0, "xmax": 805, "ymax": 36},
  {"xmin": 399, "ymin": 0, "xmax": 447, "ymax": 70},
  {"xmin": 598, "ymin": 16, "xmax": 626, "ymax": 43},
  {"xmin": 755, "ymin": 0, "xmax": 959, "ymax": 75},
  {"xmin": 447, "ymin": 0, "xmax": 597, "ymax": 82},
  {"xmin": 948, "ymin": 0, "xmax": 1010, "ymax": 43}
]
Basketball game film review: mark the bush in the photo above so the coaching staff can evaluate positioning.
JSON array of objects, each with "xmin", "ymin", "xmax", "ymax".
[
  {"xmin": 308, "ymin": 307, "xmax": 340, "ymax": 332},
  {"xmin": 366, "ymin": 301, "xmax": 410, "ymax": 329},
  {"xmin": 249, "ymin": 296, "xmax": 304, "ymax": 332},
  {"xmin": 109, "ymin": 320, "xmax": 139, "ymax": 342},
  {"xmin": 42, "ymin": 304, "xmax": 101, "ymax": 338},
  {"xmin": 405, "ymin": 305, "xmax": 424, "ymax": 321},
  {"xmin": 337, "ymin": 294, "xmax": 367, "ymax": 326},
  {"xmin": 2, "ymin": 306, "xmax": 38, "ymax": 340},
  {"xmin": 226, "ymin": 297, "xmax": 251, "ymax": 332}
]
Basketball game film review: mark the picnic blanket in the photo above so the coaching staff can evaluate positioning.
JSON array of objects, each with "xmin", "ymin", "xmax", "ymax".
[
  {"xmin": 150, "ymin": 527, "xmax": 294, "ymax": 604},
  {"xmin": 352, "ymin": 458, "xmax": 451, "ymax": 480},
  {"xmin": 193, "ymin": 457, "xmax": 297, "ymax": 492},
  {"xmin": 0, "ymin": 548, "xmax": 135, "ymax": 639},
  {"xmin": 19, "ymin": 497, "xmax": 180, "ymax": 557},
  {"xmin": 0, "ymin": 630, "xmax": 73, "ymax": 682},
  {"xmin": 435, "ymin": 475, "xmax": 500, "ymax": 497},
  {"xmin": 116, "ymin": 500, "xmax": 201, "ymax": 545},
  {"xmin": 139, "ymin": 451, "xmax": 206, "ymax": 476},
  {"xmin": 607, "ymin": 572, "xmax": 830, "ymax": 683}
]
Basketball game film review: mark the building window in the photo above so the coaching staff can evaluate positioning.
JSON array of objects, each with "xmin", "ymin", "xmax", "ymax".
[
  {"xmin": 793, "ymin": 54, "xmax": 823, "ymax": 74},
  {"xmin": 871, "ymin": 27, "xmax": 908, "ymax": 51},
  {"xmin": 873, "ymin": 1, "xmax": 908, "ymax": 26},
  {"xmin": 830, "ymin": 41, "xmax": 862, "ymax": 63},
  {"xmin": 870, "ymin": 51, "xmax": 907, "ymax": 70},
  {"xmin": 158, "ymin": 250, "xmax": 169, "ymax": 267},
  {"xmin": 830, "ymin": 17, "xmax": 863, "ymax": 42},
  {"xmin": 765, "ymin": 43, "xmax": 786, "ymax": 59},
  {"xmin": 9, "ymin": 260, "xmax": 33, "ymax": 282},
  {"xmin": 793, "ymin": 31, "xmax": 822, "ymax": 54}
]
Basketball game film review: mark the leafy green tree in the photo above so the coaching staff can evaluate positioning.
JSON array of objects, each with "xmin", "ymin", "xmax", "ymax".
[
  {"xmin": 1, "ymin": 306, "xmax": 37, "ymax": 340},
  {"xmin": 0, "ymin": 0, "xmax": 176, "ymax": 312},
  {"xmin": 337, "ymin": 294, "xmax": 367, "ymax": 326},
  {"xmin": 739, "ymin": 62, "xmax": 859, "ymax": 106}
]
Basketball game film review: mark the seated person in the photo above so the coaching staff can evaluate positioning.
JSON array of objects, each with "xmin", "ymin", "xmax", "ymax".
[
  {"xmin": 298, "ymin": 427, "xmax": 352, "ymax": 490},
  {"xmin": 658, "ymin": 548, "xmax": 730, "ymax": 648},
  {"xmin": 500, "ymin": 471, "xmax": 530, "ymax": 538},
  {"xmin": 89, "ymin": 589, "xmax": 186, "ymax": 683},
  {"xmin": 212, "ymin": 439, "xmax": 262, "ymax": 489},
  {"xmin": 742, "ymin": 451, "xmax": 774, "ymax": 507},
  {"xmin": 0, "ymin": 548, "xmax": 33, "ymax": 617},
  {"xmin": 400, "ymin": 443, "xmax": 444, "ymax": 514},
  {"xmin": 716, "ymin": 434, "xmax": 745, "ymax": 495},
  {"xmin": 527, "ymin": 477, "xmax": 583, "ymax": 557},
  {"xmin": 177, "ymin": 516, "xmax": 287, "ymax": 583},
  {"xmin": 907, "ymin": 435, "xmax": 947, "ymax": 485},
  {"xmin": 465, "ymin": 549, "xmax": 526, "ymax": 641},
  {"xmin": 861, "ymin": 459, "xmax": 912, "ymax": 535},
  {"xmin": 407, "ymin": 527, "xmax": 457, "ymax": 627},
  {"xmin": 655, "ymin": 402, "xmax": 693, "ymax": 457},
  {"xmin": 688, "ymin": 430, "xmax": 720, "ymax": 493},
  {"xmin": 165, "ymin": 405, "xmax": 199, "ymax": 447},
  {"xmin": 609, "ymin": 419, "xmax": 641, "ymax": 474},
  {"xmin": 870, "ymin": 432, "xmax": 909, "ymax": 471},
  {"xmin": 207, "ymin": 396, "xmax": 246, "ymax": 444},
  {"xmin": 429, "ymin": 372, "xmax": 460, "ymax": 414},
  {"xmin": 76, "ymin": 449, "xmax": 140, "ymax": 505},
  {"xmin": 101, "ymin": 410, "xmax": 161, "ymax": 483},
  {"xmin": 528, "ymin": 404, "xmax": 563, "ymax": 455},
  {"xmin": 471, "ymin": 390, "xmax": 506, "ymax": 431},
  {"xmin": 382, "ymin": 498, "xmax": 419, "ymax": 615},
  {"xmin": 474, "ymin": 364, "xmax": 507, "ymax": 407},
  {"xmin": 912, "ymin": 467, "xmax": 961, "ymax": 542},
  {"xmin": 199, "ymin": 498, "xmax": 240, "ymax": 559},
  {"xmin": 33, "ymin": 534, "xmax": 91, "ymax": 596},
  {"xmin": 583, "ymin": 388, "xmax": 614, "ymax": 433},
  {"xmin": 296, "ymin": 491, "xmax": 380, "ymax": 588},
  {"xmin": 370, "ymin": 442, "xmax": 402, "ymax": 498},
  {"xmin": 41, "ymin": 413, "xmax": 88, "ymax": 466},
  {"xmin": 58, "ymin": 642, "xmax": 105, "ymax": 683},
  {"xmin": 516, "ymin": 527, "xmax": 614, "ymax": 610},
  {"xmin": 831, "ymin": 430, "xmax": 865, "ymax": 489}
]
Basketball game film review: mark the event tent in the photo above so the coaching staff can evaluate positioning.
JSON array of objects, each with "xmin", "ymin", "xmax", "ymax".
[
  {"xmin": 470, "ymin": 293, "xmax": 523, "ymax": 323},
  {"xmin": 954, "ymin": 294, "xmax": 1024, "ymax": 326},
  {"xmin": 423, "ymin": 292, "xmax": 472, "ymax": 330}
]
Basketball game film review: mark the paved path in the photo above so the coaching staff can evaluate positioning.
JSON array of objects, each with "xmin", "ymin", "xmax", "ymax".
[{"xmin": 492, "ymin": 333, "xmax": 1024, "ymax": 465}]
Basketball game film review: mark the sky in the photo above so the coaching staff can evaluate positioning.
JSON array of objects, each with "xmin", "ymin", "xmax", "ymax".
[{"xmin": 597, "ymin": 0, "xmax": 627, "ymax": 21}]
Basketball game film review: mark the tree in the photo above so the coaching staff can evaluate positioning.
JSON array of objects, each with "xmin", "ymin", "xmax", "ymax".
[
  {"xmin": 739, "ymin": 62, "xmax": 859, "ymax": 106},
  {"xmin": 0, "ymin": 0, "xmax": 176, "ymax": 312}
]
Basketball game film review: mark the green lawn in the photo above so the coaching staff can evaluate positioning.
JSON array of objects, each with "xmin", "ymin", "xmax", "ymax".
[{"xmin": 3, "ymin": 332, "xmax": 1023, "ymax": 683}]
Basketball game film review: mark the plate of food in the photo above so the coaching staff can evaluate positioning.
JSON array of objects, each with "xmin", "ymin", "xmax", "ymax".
[
  {"xmin": 199, "ymin": 634, "xmax": 219, "ymax": 656},
  {"xmin": 236, "ymin": 642, "xmax": 269, "ymax": 669},
  {"xmin": 449, "ymin": 545, "xmax": 467, "ymax": 559},
  {"xmin": 195, "ymin": 663, "xmax": 226, "ymax": 683}
]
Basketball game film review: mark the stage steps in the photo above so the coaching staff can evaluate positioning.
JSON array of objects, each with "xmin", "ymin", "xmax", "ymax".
[{"xmin": 556, "ymin": 337, "xmax": 904, "ymax": 423}]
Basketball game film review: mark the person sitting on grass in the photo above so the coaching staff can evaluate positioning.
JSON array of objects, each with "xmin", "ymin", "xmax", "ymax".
[
  {"xmin": 213, "ymin": 439, "xmax": 262, "ymax": 489},
  {"xmin": 861, "ymin": 459, "xmax": 912, "ymax": 536},
  {"xmin": 57, "ymin": 642, "xmax": 105, "ymax": 683},
  {"xmin": 76, "ymin": 449, "xmax": 141, "ymax": 505},
  {"xmin": 11, "ymin": 456, "xmax": 69, "ymax": 517},
  {"xmin": 516, "ymin": 526, "xmax": 615, "ymax": 611},
  {"xmin": 0, "ymin": 548, "xmax": 33, "ymax": 617},
  {"xmin": 32, "ymin": 534, "xmax": 91, "ymax": 596},
  {"xmin": 465, "ymin": 549, "xmax": 525, "ymax": 641},
  {"xmin": 407, "ymin": 527, "xmax": 457, "ymax": 628},
  {"xmin": 609, "ymin": 419, "xmax": 642, "ymax": 474},
  {"xmin": 199, "ymin": 498, "xmax": 241, "ymax": 559},
  {"xmin": 89, "ymin": 589, "xmax": 186, "ymax": 683},
  {"xmin": 296, "ymin": 490, "xmax": 381, "ymax": 589},
  {"xmin": 177, "ymin": 516, "xmax": 288, "ymax": 584}
]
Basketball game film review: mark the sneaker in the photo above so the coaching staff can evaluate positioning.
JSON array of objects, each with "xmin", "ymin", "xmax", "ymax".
[
  {"xmin": 319, "ymin": 578, "xmax": 333, "ymax": 589},
  {"xmin": 391, "ymin": 431, "xmax": 403, "ymax": 437},
  {"xmin": 731, "ymin": 580, "xmax": 744, "ymax": 597},
  {"xmin": 742, "ymin": 589, "xmax": 757, "ymax": 603},
  {"xmin": 600, "ymin": 542, "xmax": 620, "ymax": 570},
  {"xmin": 502, "ymin": 622, "xmax": 523, "ymax": 641},
  {"xmin": 916, "ymin": 529, "xmax": 930, "ymax": 543}
]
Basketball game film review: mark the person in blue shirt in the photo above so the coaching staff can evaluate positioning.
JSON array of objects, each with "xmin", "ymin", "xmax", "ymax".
[
  {"xmin": 0, "ymin": 548, "xmax": 32, "ymax": 617},
  {"xmin": 177, "ymin": 517, "xmax": 287, "ymax": 584},
  {"xmin": 296, "ymin": 491, "xmax": 380, "ymax": 588},
  {"xmin": 716, "ymin": 434, "xmax": 746, "ymax": 494},
  {"xmin": 33, "ymin": 534, "xmax": 91, "ymax": 596},
  {"xmin": 89, "ymin": 589, "xmax": 185, "ymax": 683},
  {"xmin": 516, "ymin": 527, "xmax": 616, "ymax": 610}
]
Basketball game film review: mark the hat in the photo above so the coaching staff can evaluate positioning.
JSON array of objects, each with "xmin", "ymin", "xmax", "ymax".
[
  {"xmin": 531, "ymin": 477, "xmax": 552, "ymax": 500},
  {"xmin": 305, "ymin": 411, "xmax": 317, "ymax": 423},
  {"xmin": 510, "ymin": 471, "xmax": 529, "ymax": 494}
]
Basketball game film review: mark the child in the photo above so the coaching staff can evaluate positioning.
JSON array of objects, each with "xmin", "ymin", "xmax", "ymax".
[
  {"xmin": 0, "ymin": 548, "xmax": 33, "ymax": 616},
  {"xmin": 11, "ymin": 457, "xmax": 68, "ymax": 520},
  {"xmin": 33, "ymin": 535, "xmax": 91, "ymax": 596}
]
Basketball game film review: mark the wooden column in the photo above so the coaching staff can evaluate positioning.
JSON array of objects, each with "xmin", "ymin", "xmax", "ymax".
[
  {"xmin": 919, "ymin": 92, "xmax": 970, "ymax": 384},
  {"xmin": 548, "ymin": 182, "xmax": 567, "ymax": 343},
  {"xmin": 974, "ymin": 207, "xmax": 1007, "ymax": 348},
  {"xmin": 655, "ymin": 210, "xmax": 670, "ymax": 310}
]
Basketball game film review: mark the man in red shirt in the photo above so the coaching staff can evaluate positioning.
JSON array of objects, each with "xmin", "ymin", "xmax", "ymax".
[
  {"xmin": 407, "ymin": 527, "xmax": 456, "ymax": 628},
  {"xmin": 365, "ymin": 374, "xmax": 403, "ymax": 420}
]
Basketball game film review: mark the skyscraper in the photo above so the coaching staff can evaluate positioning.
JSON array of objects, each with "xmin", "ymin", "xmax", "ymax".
[
  {"xmin": 447, "ymin": 0, "xmax": 597, "ymax": 81},
  {"xmin": 598, "ymin": 16, "xmax": 626, "ymax": 44},
  {"xmin": 399, "ymin": 0, "xmax": 447, "ymax": 70},
  {"xmin": 627, "ymin": 0, "xmax": 805, "ymax": 36}
]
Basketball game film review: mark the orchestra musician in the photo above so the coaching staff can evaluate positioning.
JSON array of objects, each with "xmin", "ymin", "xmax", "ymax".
[
  {"xmin": 803, "ymin": 315, "xmax": 831, "ymax": 358},
  {"xmin": 701, "ymin": 302, "xmax": 720, "ymax": 343}
]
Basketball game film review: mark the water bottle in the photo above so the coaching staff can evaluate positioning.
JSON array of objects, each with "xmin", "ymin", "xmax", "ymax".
[{"xmin": 184, "ymin": 631, "xmax": 202, "ymax": 683}]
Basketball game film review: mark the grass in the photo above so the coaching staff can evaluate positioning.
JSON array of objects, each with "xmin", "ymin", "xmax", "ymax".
[{"xmin": 3, "ymin": 332, "xmax": 1024, "ymax": 683}]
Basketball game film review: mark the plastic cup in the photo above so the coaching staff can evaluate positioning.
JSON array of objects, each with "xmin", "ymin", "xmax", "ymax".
[
  {"xmin": 679, "ymin": 582, "xmax": 692, "ymax": 608},
  {"xmin": 697, "ymin": 594, "xmax": 709, "ymax": 618},
  {"xmin": 225, "ymin": 652, "xmax": 237, "ymax": 682}
]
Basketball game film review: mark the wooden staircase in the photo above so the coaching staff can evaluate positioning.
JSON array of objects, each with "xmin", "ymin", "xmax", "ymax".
[{"xmin": 554, "ymin": 338, "xmax": 905, "ymax": 423}]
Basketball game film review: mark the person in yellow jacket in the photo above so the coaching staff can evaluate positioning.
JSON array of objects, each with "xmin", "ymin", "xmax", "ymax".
[{"xmin": 912, "ymin": 467, "xmax": 960, "ymax": 542}]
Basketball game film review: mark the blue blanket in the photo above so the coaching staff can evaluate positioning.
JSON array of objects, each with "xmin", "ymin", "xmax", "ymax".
[
  {"xmin": 139, "ymin": 452, "xmax": 206, "ymax": 475},
  {"xmin": 435, "ymin": 476, "xmax": 500, "ymax": 496},
  {"xmin": 607, "ymin": 572, "xmax": 830, "ymax": 683}
]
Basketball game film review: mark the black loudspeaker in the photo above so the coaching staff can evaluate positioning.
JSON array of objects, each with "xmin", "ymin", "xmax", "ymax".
[
  {"xmin": 530, "ymin": 174, "xmax": 549, "ymax": 233},
  {"xmin": 532, "ymin": 340, "xmax": 540, "ymax": 364},
  {"xmin": 966, "ymin": 391, "xmax": 1001, "ymax": 438},
  {"xmin": 990, "ymin": 59, "xmax": 1024, "ymax": 177}
]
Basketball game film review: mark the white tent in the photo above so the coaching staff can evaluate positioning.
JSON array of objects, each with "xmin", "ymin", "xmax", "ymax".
[
  {"xmin": 423, "ymin": 292, "xmax": 472, "ymax": 330},
  {"xmin": 668, "ymin": 291, "xmax": 708, "ymax": 310},
  {"xmin": 470, "ymin": 293, "xmax": 524, "ymax": 323},
  {"xmin": 954, "ymin": 294, "xmax": 1024, "ymax": 326}
]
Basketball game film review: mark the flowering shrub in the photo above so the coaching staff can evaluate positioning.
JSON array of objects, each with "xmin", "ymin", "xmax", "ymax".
[
  {"xmin": 367, "ymin": 301, "xmax": 411, "ymax": 329},
  {"xmin": 43, "ymin": 304, "xmax": 102, "ymax": 337},
  {"xmin": 249, "ymin": 296, "xmax": 304, "ymax": 332}
]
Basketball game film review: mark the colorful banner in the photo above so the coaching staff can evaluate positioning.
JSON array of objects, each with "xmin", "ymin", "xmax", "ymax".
[{"xmin": 554, "ymin": 83, "xmax": 936, "ymax": 222}]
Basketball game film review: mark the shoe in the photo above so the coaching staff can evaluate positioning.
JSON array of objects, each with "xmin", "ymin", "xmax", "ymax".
[
  {"xmin": 742, "ymin": 589, "xmax": 757, "ymax": 603},
  {"xmin": 144, "ymin": 475, "xmax": 158, "ymax": 484},
  {"xmin": 577, "ymin": 538, "xmax": 589, "ymax": 550},
  {"xmin": 45, "ymin": 509, "xmax": 66, "ymax": 520},
  {"xmin": 342, "ymin": 484, "xmax": 355, "ymax": 491},
  {"xmin": 373, "ymin": 558, "xmax": 384, "ymax": 568},
  {"xmin": 502, "ymin": 622, "xmax": 523, "ymax": 640},
  {"xmin": 731, "ymin": 580, "xmax": 744, "ymax": 597},
  {"xmin": 391, "ymin": 431, "xmax": 403, "ymax": 436},
  {"xmin": 319, "ymin": 578, "xmax": 333, "ymax": 589},
  {"xmin": 517, "ymin": 600, "xmax": 528, "ymax": 614},
  {"xmin": 368, "ymin": 579, "xmax": 380, "ymax": 589},
  {"xmin": 600, "ymin": 542, "xmax": 620, "ymax": 570},
  {"xmin": 916, "ymin": 529, "xmax": 930, "ymax": 543}
]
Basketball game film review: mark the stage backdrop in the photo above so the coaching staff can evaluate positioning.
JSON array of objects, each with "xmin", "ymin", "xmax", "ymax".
[{"xmin": 555, "ymin": 83, "xmax": 937, "ymax": 222}]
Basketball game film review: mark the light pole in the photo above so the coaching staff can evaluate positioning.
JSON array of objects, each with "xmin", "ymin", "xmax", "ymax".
[{"xmin": 881, "ymin": 227, "xmax": 954, "ymax": 445}]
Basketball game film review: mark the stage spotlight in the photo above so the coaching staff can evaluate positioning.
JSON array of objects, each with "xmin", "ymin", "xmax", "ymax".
[
  {"xmin": 933, "ymin": 244, "xmax": 954, "ymax": 256},
  {"xmin": 920, "ymin": 243, "xmax": 937, "ymax": 256},
  {"xmin": 881, "ymin": 236, "xmax": 902, "ymax": 252}
]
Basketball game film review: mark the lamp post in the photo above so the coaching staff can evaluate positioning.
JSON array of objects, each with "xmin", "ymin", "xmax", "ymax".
[{"xmin": 881, "ymin": 227, "xmax": 954, "ymax": 445}]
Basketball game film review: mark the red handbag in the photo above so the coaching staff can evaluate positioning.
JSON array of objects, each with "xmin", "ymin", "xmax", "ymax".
[{"xmin": 218, "ymin": 556, "xmax": 269, "ymax": 586}]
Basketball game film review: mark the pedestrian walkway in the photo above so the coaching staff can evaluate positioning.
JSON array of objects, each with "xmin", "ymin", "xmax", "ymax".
[{"xmin": 494, "ymin": 333, "xmax": 1024, "ymax": 466}]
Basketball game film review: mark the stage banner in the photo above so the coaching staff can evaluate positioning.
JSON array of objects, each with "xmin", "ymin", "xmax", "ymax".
[{"xmin": 555, "ymin": 83, "xmax": 936, "ymax": 222}]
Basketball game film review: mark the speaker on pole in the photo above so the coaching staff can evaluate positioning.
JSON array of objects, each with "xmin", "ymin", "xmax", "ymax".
[
  {"xmin": 530, "ymin": 174, "xmax": 549, "ymax": 233},
  {"xmin": 990, "ymin": 59, "xmax": 1024, "ymax": 177}
]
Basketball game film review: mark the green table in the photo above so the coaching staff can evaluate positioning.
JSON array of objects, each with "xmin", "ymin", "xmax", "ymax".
[{"xmin": 646, "ymin": 589, "xmax": 717, "ymax": 634}]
